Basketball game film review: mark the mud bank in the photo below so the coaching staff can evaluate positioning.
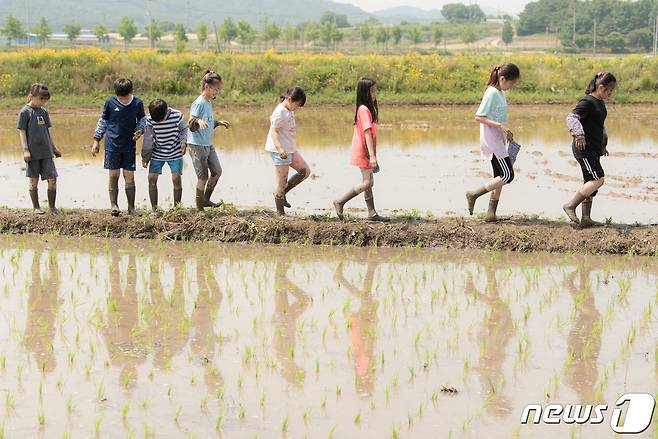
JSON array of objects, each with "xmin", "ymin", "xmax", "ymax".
[{"xmin": 0, "ymin": 208, "xmax": 656, "ymax": 255}]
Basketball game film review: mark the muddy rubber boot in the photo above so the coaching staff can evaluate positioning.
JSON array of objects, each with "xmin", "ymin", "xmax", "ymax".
[
  {"xmin": 196, "ymin": 188, "xmax": 205, "ymax": 212},
  {"xmin": 274, "ymin": 194, "xmax": 286, "ymax": 216},
  {"xmin": 126, "ymin": 186, "xmax": 138, "ymax": 216},
  {"xmin": 29, "ymin": 188, "xmax": 44, "ymax": 215},
  {"xmin": 47, "ymin": 188, "xmax": 59, "ymax": 214},
  {"xmin": 333, "ymin": 189, "xmax": 359, "ymax": 220},
  {"xmin": 283, "ymin": 169, "xmax": 307, "ymax": 208},
  {"xmin": 204, "ymin": 186, "xmax": 220, "ymax": 208},
  {"xmin": 484, "ymin": 199, "xmax": 499, "ymax": 223},
  {"xmin": 109, "ymin": 177, "xmax": 120, "ymax": 216},
  {"xmin": 580, "ymin": 197, "xmax": 602, "ymax": 228},
  {"xmin": 466, "ymin": 186, "xmax": 489, "ymax": 216},
  {"xmin": 562, "ymin": 192, "xmax": 587, "ymax": 224},
  {"xmin": 173, "ymin": 188, "xmax": 182, "ymax": 208},
  {"xmin": 365, "ymin": 195, "xmax": 389, "ymax": 222},
  {"xmin": 149, "ymin": 185, "xmax": 158, "ymax": 214}
]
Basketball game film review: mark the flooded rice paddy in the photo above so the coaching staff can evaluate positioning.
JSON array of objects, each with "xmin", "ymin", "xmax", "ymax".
[
  {"xmin": 0, "ymin": 235, "xmax": 656, "ymax": 438},
  {"xmin": 0, "ymin": 105, "xmax": 656, "ymax": 223}
]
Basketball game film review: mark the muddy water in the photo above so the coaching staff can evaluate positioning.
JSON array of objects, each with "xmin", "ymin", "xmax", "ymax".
[
  {"xmin": 0, "ymin": 105, "xmax": 656, "ymax": 222},
  {"xmin": 0, "ymin": 235, "xmax": 656, "ymax": 438}
]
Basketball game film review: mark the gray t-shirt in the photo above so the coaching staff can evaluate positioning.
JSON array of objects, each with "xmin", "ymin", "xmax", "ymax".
[{"xmin": 17, "ymin": 105, "xmax": 54, "ymax": 160}]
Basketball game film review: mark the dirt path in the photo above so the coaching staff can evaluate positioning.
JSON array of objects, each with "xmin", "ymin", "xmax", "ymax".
[{"xmin": 0, "ymin": 208, "xmax": 655, "ymax": 255}]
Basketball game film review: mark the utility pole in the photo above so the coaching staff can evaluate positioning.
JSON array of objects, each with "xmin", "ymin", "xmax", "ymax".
[
  {"xmin": 147, "ymin": 0, "xmax": 152, "ymax": 48},
  {"xmin": 593, "ymin": 18, "xmax": 597, "ymax": 54},
  {"xmin": 572, "ymin": 0, "xmax": 576, "ymax": 46},
  {"xmin": 654, "ymin": 14, "xmax": 658, "ymax": 56},
  {"xmin": 26, "ymin": 0, "xmax": 30, "ymax": 48}
]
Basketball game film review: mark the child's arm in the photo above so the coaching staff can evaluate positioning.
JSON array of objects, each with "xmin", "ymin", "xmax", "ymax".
[
  {"xmin": 364, "ymin": 129, "xmax": 376, "ymax": 168},
  {"xmin": 214, "ymin": 119, "xmax": 231, "ymax": 129},
  {"xmin": 92, "ymin": 116, "xmax": 107, "ymax": 156},
  {"xmin": 566, "ymin": 99, "xmax": 589, "ymax": 150},
  {"xmin": 19, "ymin": 129, "xmax": 31, "ymax": 162},
  {"xmin": 179, "ymin": 117, "xmax": 188, "ymax": 155},
  {"xmin": 270, "ymin": 128, "xmax": 287, "ymax": 159},
  {"xmin": 602, "ymin": 127, "xmax": 609, "ymax": 156},
  {"xmin": 134, "ymin": 116, "xmax": 146, "ymax": 141},
  {"xmin": 141, "ymin": 123, "xmax": 154, "ymax": 166}
]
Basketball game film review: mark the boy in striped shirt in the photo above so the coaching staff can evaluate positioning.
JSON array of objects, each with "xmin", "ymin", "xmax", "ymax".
[{"xmin": 142, "ymin": 99, "xmax": 188, "ymax": 214}]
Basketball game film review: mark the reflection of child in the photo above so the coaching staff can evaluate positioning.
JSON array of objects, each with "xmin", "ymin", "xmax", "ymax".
[
  {"xmin": 265, "ymin": 86, "xmax": 310, "ymax": 215},
  {"xmin": 142, "ymin": 99, "xmax": 188, "ymax": 214},
  {"xmin": 466, "ymin": 63, "xmax": 520, "ymax": 222},
  {"xmin": 91, "ymin": 78, "xmax": 146, "ymax": 216},
  {"xmin": 563, "ymin": 72, "xmax": 617, "ymax": 227},
  {"xmin": 17, "ymin": 83, "xmax": 62, "ymax": 214}
]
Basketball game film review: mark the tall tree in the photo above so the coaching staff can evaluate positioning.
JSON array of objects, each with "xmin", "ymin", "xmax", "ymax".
[
  {"xmin": 145, "ymin": 20, "xmax": 162, "ymax": 48},
  {"xmin": 173, "ymin": 23, "xmax": 188, "ymax": 53},
  {"xmin": 358, "ymin": 22, "xmax": 372, "ymax": 50},
  {"xmin": 118, "ymin": 16, "xmax": 138, "ymax": 49},
  {"xmin": 219, "ymin": 17, "xmax": 238, "ymax": 50},
  {"xmin": 408, "ymin": 26, "xmax": 422, "ymax": 48},
  {"xmin": 374, "ymin": 27, "xmax": 390, "ymax": 52},
  {"xmin": 32, "ymin": 17, "xmax": 52, "ymax": 48},
  {"xmin": 392, "ymin": 26, "xmax": 402, "ymax": 47},
  {"xmin": 63, "ymin": 23, "xmax": 81, "ymax": 45},
  {"xmin": 432, "ymin": 26, "xmax": 443, "ymax": 47},
  {"xmin": 502, "ymin": 20, "xmax": 514, "ymax": 47},
  {"xmin": 262, "ymin": 19, "xmax": 281, "ymax": 49},
  {"xmin": 237, "ymin": 20, "xmax": 255, "ymax": 51},
  {"xmin": 94, "ymin": 25, "xmax": 110, "ymax": 47},
  {"xmin": 196, "ymin": 22, "xmax": 208, "ymax": 49},
  {"xmin": 282, "ymin": 23, "xmax": 300, "ymax": 50},
  {"xmin": 1, "ymin": 16, "xmax": 26, "ymax": 46}
]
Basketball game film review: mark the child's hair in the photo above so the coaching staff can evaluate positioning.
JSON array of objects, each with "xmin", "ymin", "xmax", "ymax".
[
  {"xmin": 486, "ymin": 63, "xmax": 520, "ymax": 87},
  {"xmin": 27, "ymin": 83, "xmax": 50, "ymax": 102},
  {"xmin": 355, "ymin": 77, "xmax": 378, "ymax": 124},
  {"xmin": 279, "ymin": 86, "xmax": 306, "ymax": 107},
  {"xmin": 114, "ymin": 78, "xmax": 134, "ymax": 97},
  {"xmin": 200, "ymin": 69, "xmax": 222, "ymax": 93},
  {"xmin": 585, "ymin": 72, "xmax": 617, "ymax": 95},
  {"xmin": 148, "ymin": 98, "xmax": 168, "ymax": 122}
]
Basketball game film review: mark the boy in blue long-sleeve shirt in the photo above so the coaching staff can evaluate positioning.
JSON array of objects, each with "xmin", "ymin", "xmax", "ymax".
[{"xmin": 91, "ymin": 78, "xmax": 146, "ymax": 216}]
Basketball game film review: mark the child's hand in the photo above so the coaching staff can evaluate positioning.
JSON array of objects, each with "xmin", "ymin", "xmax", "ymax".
[
  {"xmin": 575, "ymin": 136, "xmax": 586, "ymax": 150},
  {"xmin": 602, "ymin": 147, "xmax": 609, "ymax": 156},
  {"xmin": 53, "ymin": 149, "xmax": 62, "ymax": 158},
  {"xmin": 278, "ymin": 150, "xmax": 288, "ymax": 160},
  {"xmin": 23, "ymin": 150, "xmax": 31, "ymax": 162},
  {"xmin": 91, "ymin": 140, "xmax": 100, "ymax": 157},
  {"xmin": 181, "ymin": 143, "xmax": 187, "ymax": 155},
  {"xmin": 142, "ymin": 161, "xmax": 148, "ymax": 168},
  {"xmin": 216, "ymin": 120, "xmax": 231, "ymax": 129},
  {"xmin": 133, "ymin": 131, "xmax": 143, "ymax": 141},
  {"xmin": 369, "ymin": 157, "xmax": 378, "ymax": 169},
  {"xmin": 506, "ymin": 130, "xmax": 514, "ymax": 142},
  {"xmin": 197, "ymin": 119, "xmax": 209, "ymax": 129}
]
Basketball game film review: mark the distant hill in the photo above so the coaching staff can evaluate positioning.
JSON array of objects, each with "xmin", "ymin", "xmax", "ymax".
[
  {"xmin": 372, "ymin": 6, "xmax": 445, "ymax": 24},
  {"xmin": 0, "ymin": 0, "xmax": 370, "ymax": 29}
]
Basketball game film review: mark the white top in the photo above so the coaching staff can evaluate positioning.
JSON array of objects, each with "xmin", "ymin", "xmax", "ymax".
[
  {"xmin": 476, "ymin": 86, "xmax": 509, "ymax": 160},
  {"xmin": 265, "ymin": 102, "xmax": 297, "ymax": 153}
]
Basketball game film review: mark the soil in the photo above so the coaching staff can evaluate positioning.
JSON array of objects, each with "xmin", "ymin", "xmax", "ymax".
[{"xmin": 0, "ymin": 208, "xmax": 655, "ymax": 256}]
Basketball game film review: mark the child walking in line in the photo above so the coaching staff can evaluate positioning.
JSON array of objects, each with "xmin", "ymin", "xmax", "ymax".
[
  {"xmin": 466, "ymin": 63, "xmax": 520, "ymax": 222},
  {"xmin": 91, "ymin": 78, "xmax": 146, "ymax": 216},
  {"xmin": 563, "ymin": 72, "xmax": 616, "ymax": 227},
  {"xmin": 187, "ymin": 70, "xmax": 231, "ymax": 212},
  {"xmin": 333, "ymin": 77, "xmax": 386, "ymax": 221},
  {"xmin": 142, "ymin": 99, "xmax": 188, "ymax": 215},
  {"xmin": 18, "ymin": 83, "xmax": 62, "ymax": 214},
  {"xmin": 265, "ymin": 86, "xmax": 310, "ymax": 215}
]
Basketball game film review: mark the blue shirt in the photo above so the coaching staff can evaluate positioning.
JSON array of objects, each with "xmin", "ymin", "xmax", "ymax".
[
  {"xmin": 94, "ymin": 96, "xmax": 146, "ymax": 152},
  {"xmin": 187, "ymin": 95, "xmax": 214, "ymax": 146}
]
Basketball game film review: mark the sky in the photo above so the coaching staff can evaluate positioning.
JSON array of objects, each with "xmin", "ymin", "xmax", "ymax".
[{"xmin": 333, "ymin": 0, "xmax": 531, "ymax": 15}]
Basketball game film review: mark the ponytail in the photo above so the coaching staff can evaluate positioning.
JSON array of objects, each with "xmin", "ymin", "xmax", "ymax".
[
  {"xmin": 585, "ymin": 71, "xmax": 617, "ymax": 95},
  {"xmin": 27, "ymin": 83, "xmax": 50, "ymax": 103},
  {"xmin": 279, "ymin": 86, "xmax": 306, "ymax": 106},
  {"xmin": 200, "ymin": 69, "xmax": 222, "ymax": 93},
  {"xmin": 486, "ymin": 62, "xmax": 520, "ymax": 88}
]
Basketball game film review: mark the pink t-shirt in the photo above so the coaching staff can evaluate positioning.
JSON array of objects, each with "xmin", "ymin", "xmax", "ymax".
[{"xmin": 350, "ymin": 105, "xmax": 377, "ymax": 168}]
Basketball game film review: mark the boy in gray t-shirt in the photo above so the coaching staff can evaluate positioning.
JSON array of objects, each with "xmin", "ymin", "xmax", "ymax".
[{"xmin": 17, "ymin": 83, "xmax": 62, "ymax": 214}]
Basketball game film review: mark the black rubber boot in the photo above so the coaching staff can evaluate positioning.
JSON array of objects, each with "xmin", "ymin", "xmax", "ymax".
[
  {"xmin": 47, "ymin": 188, "xmax": 59, "ymax": 214},
  {"xmin": 149, "ymin": 185, "xmax": 158, "ymax": 213},
  {"xmin": 29, "ymin": 188, "xmax": 44, "ymax": 214},
  {"xmin": 283, "ymin": 168, "xmax": 307, "ymax": 208},
  {"xmin": 365, "ymin": 195, "xmax": 389, "ymax": 222},
  {"xmin": 274, "ymin": 194, "xmax": 286, "ymax": 216},
  {"xmin": 173, "ymin": 188, "xmax": 182, "ymax": 207},
  {"xmin": 580, "ymin": 197, "xmax": 602, "ymax": 228},
  {"xmin": 126, "ymin": 186, "xmax": 138, "ymax": 216},
  {"xmin": 196, "ymin": 188, "xmax": 205, "ymax": 212},
  {"xmin": 484, "ymin": 199, "xmax": 499, "ymax": 223},
  {"xmin": 109, "ymin": 175, "xmax": 120, "ymax": 216}
]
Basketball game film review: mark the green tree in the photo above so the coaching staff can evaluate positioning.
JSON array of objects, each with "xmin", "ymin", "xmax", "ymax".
[
  {"xmin": 392, "ymin": 26, "xmax": 402, "ymax": 46},
  {"xmin": 502, "ymin": 20, "xmax": 514, "ymax": 47},
  {"xmin": 460, "ymin": 24, "xmax": 477, "ymax": 46},
  {"xmin": 94, "ymin": 25, "xmax": 110, "ymax": 47},
  {"xmin": 196, "ymin": 23, "xmax": 208, "ymax": 49},
  {"xmin": 282, "ymin": 23, "xmax": 300, "ymax": 49},
  {"xmin": 432, "ymin": 26, "xmax": 443, "ymax": 47},
  {"xmin": 219, "ymin": 17, "xmax": 238, "ymax": 50},
  {"xmin": 118, "ymin": 16, "xmax": 138, "ymax": 49},
  {"xmin": 626, "ymin": 28, "xmax": 652, "ymax": 51},
  {"xmin": 374, "ymin": 27, "xmax": 390, "ymax": 52},
  {"xmin": 145, "ymin": 20, "xmax": 162, "ymax": 48},
  {"xmin": 305, "ymin": 22, "xmax": 321, "ymax": 47},
  {"xmin": 408, "ymin": 26, "xmax": 422, "ymax": 48},
  {"xmin": 63, "ymin": 23, "xmax": 81, "ymax": 45},
  {"xmin": 358, "ymin": 22, "xmax": 372, "ymax": 50},
  {"xmin": 1, "ymin": 16, "xmax": 26, "ymax": 45},
  {"xmin": 320, "ymin": 11, "xmax": 350, "ymax": 28},
  {"xmin": 442, "ymin": 3, "xmax": 486, "ymax": 23},
  {"xmin": 237, "ymin": 20, "xmax": 255, "ymax": 51},
  {"xmin": 320, "ymin": 21, "xmax": 338, "ymax": 48},
  {"xmin": 173, "ymin": 23, "xmax": 188, "ymax": 53},
  {"xmin": 262, "ymin": 19, "xmax": 281, "ymax": 48},
  {"xmin": 32, "ymin": 17, "xmax": 52, "ymax": 48}
]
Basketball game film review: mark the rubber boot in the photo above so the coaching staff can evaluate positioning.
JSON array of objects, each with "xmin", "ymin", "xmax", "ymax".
[
  {"xmin": 333, "ymin": 189, "xmax": 359, "ymax": 220},
  {"xmin": 562, "ymin": 192, "xmax": 587, "ymax": 224},
  {"xmin": 47, "ymin": 188, "xmax": 59, "ymax": 214},
  {"xmin": 126, "ymin": 186, "xmax": 138, "ymax": 216},
  {"xmin": 29, "ymin": 188, "xmax": 44, "ymax": 215},
  {"xmin": 204, "ymin": 184, "xmax": 220, "ymax": 208},
  {"xmin": 109, "ymin": 176, "xmax": 120, "ymax": 216},
  {"xmin": 365, "ymin": 195, "xmax": 388, "ymax": 222},
  {"xmin": 580, "ymin": 197, "xmax": 602, "ymax": 228},
  {"xmin": 196, "ymin": 188, "xmax": 205, "ymax": 212},
  {"xmin": 149, "ymin": 185, "xmax": 158, "ymax": 213},
  {"xmin": 283, "ymin": 169, "xmax": 307, "ymax": 208},
  {"xmin": 274, "ymin": 194, "xmax": 286, "ymax": 216},
  {"xmin": 484, "ymin": 199, "xmax": 499, "ymax": 223},
  {"xmin": 173, "ymin": 188, "xmax": 182, "ymax": 207},
  {"xmin": 466, "ymin": 186, "xmax": 490, "ymax": 215}
]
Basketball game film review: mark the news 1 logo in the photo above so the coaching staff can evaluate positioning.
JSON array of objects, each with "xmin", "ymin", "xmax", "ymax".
[{"xmin": 520, "ymin": 393, "xmax": 656, "ymax": 434}]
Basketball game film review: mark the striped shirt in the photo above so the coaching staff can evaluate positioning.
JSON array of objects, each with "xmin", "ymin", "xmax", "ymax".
[{"xmin": 142, "ymin": 108, "xmax": 188, "ymax": 162}]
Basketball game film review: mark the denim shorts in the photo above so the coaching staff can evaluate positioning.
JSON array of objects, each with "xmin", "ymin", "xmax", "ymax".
[
  {"xmin": 149, "ymin": 158, "xmax": 183, "ymax": 175},
  {"xmin": 271, "ymin": 151, "xmax": 293, "ymax": 166}
]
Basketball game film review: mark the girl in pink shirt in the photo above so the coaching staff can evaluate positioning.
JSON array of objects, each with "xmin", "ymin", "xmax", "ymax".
[{"xmin": 333, "ymin": 77, "xmax": 386, "ymax": 221}]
